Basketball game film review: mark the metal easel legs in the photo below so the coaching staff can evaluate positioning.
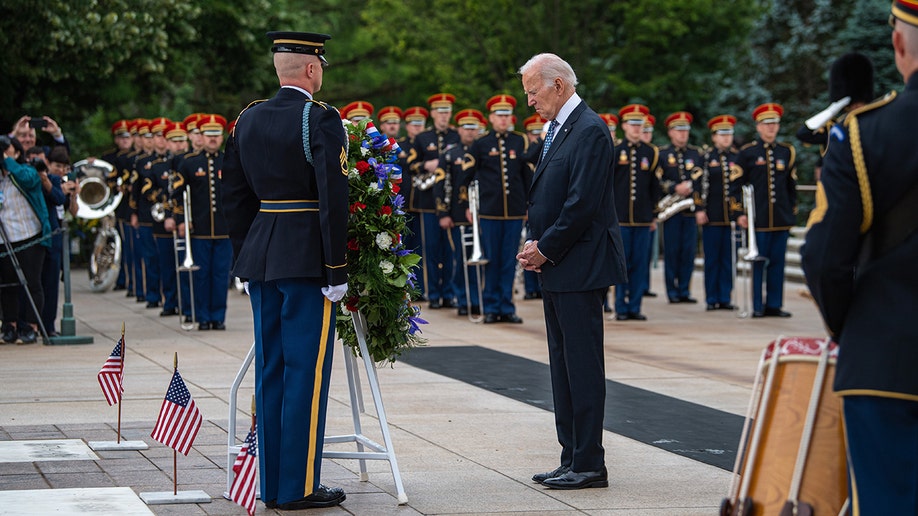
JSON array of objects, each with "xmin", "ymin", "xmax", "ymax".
[{"xmin": 224, "ymin": 310, "xmax": 408, "ymax": 505}]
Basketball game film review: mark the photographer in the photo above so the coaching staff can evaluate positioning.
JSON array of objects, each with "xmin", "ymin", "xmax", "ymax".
[
  {"xmin": 9, "ymin": 115, "xmax": 70, "ymax": 157},
  {"xmin": 0, "ymin": 136, "xmax": 51, "ymax": 344}
]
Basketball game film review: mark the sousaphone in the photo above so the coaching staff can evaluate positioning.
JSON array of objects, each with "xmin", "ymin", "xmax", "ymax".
[{"xmin": 73, "ymin": 158, "xmax": 123, "ymax": 292}]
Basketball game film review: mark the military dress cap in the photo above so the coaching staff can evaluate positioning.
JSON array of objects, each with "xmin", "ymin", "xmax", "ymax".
[
  {"xmin": 135, "ymin": 119, "xmax": 152, "ymax": 136},
  {"xmin": 267, "ymin": 31, "xmax": 331, "ymax": 63},
  {"xmin": 455, "ymin": 109, "xmax": 487, "ymax": 129},
  {"xmin": 599, "ymin": 113, "xmax": 619, "ymax": 129},
  {"xmin": 377, "ymin": 106, "xmax": 403, "ymax": 123},
  {"xmin": 111, "ymin": 120, "xmax": 131, "ymax": 137},
  {"xmin": 404, "ymin": 106, "xmax": 429, "ymax": 125},
  {"xmin": 486, "ymin": 94, "xmax": 516, "ymax": 115},
  {"xmin": 524, "ymin": 113, "xmax": 546, "ymax": 134},
  {"xmin": 340, "ymin": 101, "xmax": 374, "ymax": 121},
  {"xmin": 753, "ymin": 103, "xmax": 783, "ymax": 123},
  {"xmin": 643, "ymin": 114, "xmax": 656, "ymax": 132},
  {"xmin": 165, "ymin": 121, "xmax": 188, "ymax": 141},
  {"xmin": 892, "ymin": 0, "xmax": 918, "ymax": 27},
  {"xmin": 665, "ymin": 111, "xmax": 693, "ymax": 130},
  {"xmin": 427, "ymin": 93, "xmax": 456, "ymax": 112},
  {"xmin": 199, "ymin": 114, "xmax": 227, "ymax": 135},
  {"xmin": 183, "ymin": 114, "xmax": 202, "ymax": 133},
  {"xmin": 707, "ymin": 114, "xmax": 736, "ymax": 134},
  {"xmin": 150, "ymin": 117, "xmax": 171, "ymax": 135},
  {"xmin": 619, "ymin": 104, "xmax": 650, "ymax": 125}
]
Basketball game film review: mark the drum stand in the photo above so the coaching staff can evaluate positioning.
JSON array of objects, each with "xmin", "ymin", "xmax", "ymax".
[
  {"xmin": 223, "ymin": 310, "xmax": 408, "ymax": 505},
  {"xmin": 0, "ymin": 221, "xmax": 50, "ymax": 344}
]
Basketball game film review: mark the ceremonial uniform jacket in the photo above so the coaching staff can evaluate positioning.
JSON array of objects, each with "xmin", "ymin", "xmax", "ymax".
[
  {"xmin": 101, "ymin": 148, "xmax": 132, "ymax": 220},
  {"xmin": 434, "ymin": 142, "xmax": 472, "ymax": 224},
  {"xmin": 700, "ymin": 146, "xmax": 740, "ymax": 226},
  {"xmin": 612, "ymin": 140, "xmax": 660, "ymax": 226},
  {"xmin": 397, "ymin": 136, "xmax": 416, "ymax": 213},
  {"xmin": 222, "ymin": 88, "xmax": 349, "ymax": 285},
  {"xmin": 407, "ymin": 128, "xmax": 459, "ymax": 213},
  {"xmin": 734, "ymin": 139, "xmax": 797, "ymax": 230},
  {"xmin": 466, "ymin": 130, "xmax": 534, "ymax": 220},
  {"xmin": 802, "ymin": 73, "xmax": 918, "ymax": 397},
  {"xmin": 172, "ymin": 150, "xmax": 228, "ymax": 239},
  {"xmin": 657, "ymin": 143, "xmax": 704, "ymax": 215},
  {"xmin": 131, "ymin": 152, "xmax": 169, "ymax": 230}
]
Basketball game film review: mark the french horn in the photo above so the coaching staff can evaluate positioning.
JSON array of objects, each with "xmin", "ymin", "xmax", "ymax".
[{"xmin": 73, "ymin": 158, "xmax": 123, "ymax": 292}]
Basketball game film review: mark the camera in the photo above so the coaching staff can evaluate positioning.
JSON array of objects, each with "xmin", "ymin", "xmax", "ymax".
[
  {"xmin": 29, "ymin": 157, "xmax": 48, "ymax": 173},
  {"xmin": 0, "ymin": 135, "xmax": 10, "ymax": 154},
  {"xmin": 28, "ymin": 118, "xmax": 47, "ymax": 129}
]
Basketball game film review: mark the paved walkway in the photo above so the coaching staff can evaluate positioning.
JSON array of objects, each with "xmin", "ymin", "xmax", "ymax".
[{"xmin": 0, "ymin": 266, "xmax": 826, "ymax": 515}]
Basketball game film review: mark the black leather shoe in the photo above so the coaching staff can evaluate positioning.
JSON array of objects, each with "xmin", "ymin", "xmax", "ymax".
[
  {"xmin": 470, "ymin": 306, "xmax": 481, "ymax": 315},
  {"xmin": 523, "ymin": 292, "xmax": 539, "ymax": 300},
  {"xmin": 542, "ymin": 468, "xmax": 609, "ymax": 490},
  {"xmin": 183, "ymin": 316, "xmax": 193, "ymax": 324},
  {"xmin": 112, "ymin": 285, "xmax": 126, "ymax": 291},
  {"xmin": 136, "ymin": 296, "xmax": 146, "ymax": 303},
  {"xmin": 146, "ymin": 301, "xmax": 160, "ymax": 308},
  {"xmin": 615, "ymin": 314, "xmax": 629, "ymax": 321},
  {"xmin": 198, "ymin": 322, "xmax": 211, "ymax": 331},
  {"xmin": 126, "ymin": 290, "xmax": 134, "ymax": 297},
  {"xmin": 629, "ymin": 313, "xmax": 647, "ymax": 321},
  {"xmin": 532, "ymin": 465, "xmax": 570, "ymax": 484},
  {"xmin": 277, "ymin": 485, "xmax": 346, "ymax": 510},
  {"xmin": 718, "ymin": 303, "xmax": 737, "ymax": 310},
  {"xmin": 680, "ymin": 296, "xmax": 698, "ymax": 304},
  {"xmin": 644, "ymin": 291, "xmax": 658, "ymax": 298},
  {"xmin": 159, "ymin": 307, "xmax": 179, "ymax": 317},
  {"xmin": 500, "ymin": 313, "xmax": 523, "ymax": 324},
  {"xmin": 428, "ymin": 299, "xmax": 442, "ymax": 309},
  {"xmin": 706, "ymin": 303, "xmax": 717, "ymax": 311},
  {"xmin": 483, "ymin": 313, "xmax": 499, "ymax": 324},
  {"xmin": 603, "ymin": 305, "xmax": 613, "ymax": 313},
  {"xmin": 668, "ymin": 297, "xmax": 681, "ymax": 304},
  {"xmin": 458, "ymin": 306, "xmax": 469, "ymax": 316},
  {"xmin": 18, "ymin": 328, "xmax": 37, "ymax": 344},
  {"xmin": 764, "ymin": 307, "xmax": 792, "ymax": 318},
  {"xmin": 441, "ymin": 299, "xmax": 457, "ymax": 309},
  {"xmin": 752, "ymin": 310, "xmax": 766, "ymax": 318},
  {"xmin": 211, "ymin": 322, "xmax": 226, "ymax": 330},
  {"xmin": 2, "ymin": 329, "xmax": 17, "ymax": 344},
  {"xmin": 264, "ymin": 500, "xmax": 277, "ymax": 509}
]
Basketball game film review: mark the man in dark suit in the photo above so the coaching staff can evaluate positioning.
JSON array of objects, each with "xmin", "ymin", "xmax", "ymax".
[
  {"xmin": 222, "ymin": 31, "xmax": 348, "ymax": 511},
  {"xmin": 516, "ymin": 53, "xmax": 626, "ymax": 490},
  {"xmin": 802, "ymin": 3, "xmax": 918, "ymax": 512}
]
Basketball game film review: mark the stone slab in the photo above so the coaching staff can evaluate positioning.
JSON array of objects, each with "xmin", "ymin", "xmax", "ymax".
[{"xmin": 0, "ymin": 439, "xmax": 98, "ymax": 463}]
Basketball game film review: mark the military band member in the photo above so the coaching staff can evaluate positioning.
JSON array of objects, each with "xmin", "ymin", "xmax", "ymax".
[
  {"xmin": 340, "ymin": 100, "xmax": 373, "ymax": 123},
  {"xmin": 434, "ymin": 108, "xmax": 484, "ymax": 317},
  {"xmin": 376, "ymin": 106, "xmax": 402, "ymax": 139},
  {"xmin": 599, "ymin": 113, "xmax": 620, "ymax": 144},
  {"xmin": 641, "ymin": 113, "xmax": 659, "ymax": 298},
  {"xmin": 130, "ymin": 118, "xmax": 167, "ymax": 308},
  {"xmin": 148, "ymin": 117, "xmax": 179, "ymax": 314},
  {"xmin": 613, "ymin": 104, "xmax": 660, "ymax": 320},
  {"xmin": 521, "ymin": 113, "xmax": 545, "ymax": 300},
  {"xmin": 101, "ymin": 120, "xmax": 135, "ymax": 292},
  {"xmin": 222, "ymin": 31, "xmax": 348, "ymax": 510},
  {"xmin": 184, "ymin": 114, "xmax": 205, "ymax": 153},
  {"xmin": 698, "ymin": 115, "xmax": 739, "ymax": 310},
  {"xmin": 167, "ymin": 121, "xmax": 190, "ymax": 157},
  {"xmin": 400, "ymin": 106, "xmax": 427, "ymax": 299},
  {"xmin": 734, "ymin": 103, "xmax": 796, "ymax": 318},
  {"xmin": 641, "ymin": 114, "xmax": 656, "ymax": 144},
  {"xmin": 172, "ymin": 115, "xmax": 231, "ymax": 330},
  {"xmin": 466, "ymin": 94, "xmax": 535, "ymax": 324},
  {"xmin": 657, "ymin": 111, "xmax": 703, "ymax": 304},
  {"xmin": 408, "ymin": 93, "xmax": 460, "ymax": 309}
]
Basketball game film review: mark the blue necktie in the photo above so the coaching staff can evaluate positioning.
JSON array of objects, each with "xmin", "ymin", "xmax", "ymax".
[{"xmin": 541, "ymin": 120, "xmax": 558, "ymax": 161}]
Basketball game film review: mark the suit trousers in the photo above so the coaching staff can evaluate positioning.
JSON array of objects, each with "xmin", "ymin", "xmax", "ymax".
[
  {"xmin": 701, "ymin": 225, "xmax": 733, "ymax": 306},
  {"xmin": 751, "ymin": 230, "xmax": 788, "ymax": 312},
  {"xmin": 843, "ymin": 395, "xmax": 918, "ymax": 515},
  {"xmin": 542, "ymin": 287, "xmax": 606, "ymax": 472},
  {"xmin": 250, "ymin": 278, "xmax": 336, "ymax": 505}
]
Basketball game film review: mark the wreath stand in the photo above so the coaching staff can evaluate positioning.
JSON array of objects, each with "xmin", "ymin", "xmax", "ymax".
[{"xmin": 223, "ymin": 310, "xmax": 408, "ymax": 505}]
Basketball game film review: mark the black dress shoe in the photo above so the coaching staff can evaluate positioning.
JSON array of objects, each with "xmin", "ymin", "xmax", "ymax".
[
  {"xmin": 718, "ymin": 303, "xmax": 736, "ymax": 310},
  {"xmin": 211, "ymin": 322, "xmax": 226, "ymax": 330},
  {"xmin": 752, "ymin": 310, "xmax": 766, "ymax": 318},
  {"xmin": 112, "ymin": 285, "xmax": 126, "ymax": 291},
  {"xmin": 615, "ymin": 314, "xmax": 630, "ymax": 321},
  {"xmin": 644, "ymin": 291, "xmax": 658, "ymax": 298},
  {"xmin": 629, "ymin": 313, "xmax": 647, "ymax": 321},
  {"xmin": 706, "ymin": 303, "xmax": 717, "ymax": 311},
  {"xmin": 532, "ymin": 465, "xmax": 570, "ymax": 484},
  {"xmin": 668, "ymin": 297, "xmax": 681, "ymax": 304},
  {"xmin": 458, "ymin": 306, "xmax": 469, "ymax": 316},
  {"xmin": 603, "ymin": 305, "xmax": 613, "ymax": 313},
  {"xmin": 500, "ymin": 313, "xmax": 523, "ymax": 324},
  {"xmin": 183, "ymin": 316, "xmax": 193, "ymax": 324},
  {"xmin": 524, "ymin": 292, "xmax": 539, "ymax": 300},
  {"xmin": 264, "ymin": 500, "xmax": 277, "ymax": 509},
  {"xmin": 277, "ymin": 485, "xmax": 346, "ymax": 510},
  {"xmin": 680, "ymin": 296, "xmax": 698, "ymax": 304},
  {"xmin": 441, "ymin": 299, "xmax": 457, "ymax": 309},
  {"xmin": 542, "ymin": 468, "xmax": 609, "ymax": 490},
  {"xmin": 470, "ymin": 306, "xmax": 481, "ymax": 315},
  {"xmin": 764, "ymin": 307, "xmax": 792, "ymax": 318},
  {"xmin": 159, "ymin": 307, "xmax": 179, "ymax": 317},
  {"xmin": 428, "ymin": 299, "xmax": 442, "ymax": 309},
  {"xmin": 136, "ymin": 296, "xmax": 146, "ymax": 303},
  {"xmin": 146, "ymin": 301, "xmax": 161, "ymax": 309},
  {"xmin": 198, "ymin": 322, "xmax": 211, "ymax": 331},
  {"xmin": 126, "ymin": 290, "xmax": 134, "ymax": 297},
  {"xmin": 483, "ymin": 313, "xmax": 499, "ymax": 324}
]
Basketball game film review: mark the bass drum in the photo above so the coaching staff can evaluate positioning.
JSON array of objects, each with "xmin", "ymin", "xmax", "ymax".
[{"xmin": 88, "ymin": 217, "xmax": 122, "ymax": 292}]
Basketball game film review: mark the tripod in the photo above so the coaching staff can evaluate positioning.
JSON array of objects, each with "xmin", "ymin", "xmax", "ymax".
[{"xmin": 0, "ymin": 220, "xmax": 51, "ymax": 344}]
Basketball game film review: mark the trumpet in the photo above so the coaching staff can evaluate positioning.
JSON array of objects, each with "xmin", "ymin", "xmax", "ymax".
[
  {"xmin": 174, "ymin": 185, "xmax": 199, "ymax": 331},
  {"xmin": 462, "ymin": 180, "xmax": 488, "ymax": 323}
]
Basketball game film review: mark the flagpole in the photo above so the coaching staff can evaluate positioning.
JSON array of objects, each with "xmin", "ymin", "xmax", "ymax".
[
  {"xmin": 173, "ymin": 351, "xmax": 178, "ymax": 496},
  {"xmin": 117, "ymin": 322, "xmax": 125, "ymax": 444}
]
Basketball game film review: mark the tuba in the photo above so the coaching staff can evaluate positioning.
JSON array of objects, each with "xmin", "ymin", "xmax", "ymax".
[{"xmin": 73, "ymin": 158, "xmax": 123, "ymax": 292}]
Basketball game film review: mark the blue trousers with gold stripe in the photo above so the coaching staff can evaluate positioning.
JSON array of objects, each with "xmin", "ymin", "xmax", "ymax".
[{"xmin": 250, "ymin": 278, "xmax": 336, "ymax": 505}]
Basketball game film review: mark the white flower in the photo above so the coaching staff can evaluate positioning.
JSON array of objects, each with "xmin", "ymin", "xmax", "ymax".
[
  {"xmin": 360, "ymin": 146, "xmax": 371, "ymax": 157},
  {"xmin": 375, "ymin": 232, "xmax": 393, "ymax": 250},
  {"xmin": 348, "ymin": 168, "xmax": 359, "ymax": 180},
  {"xmin": 379, "ymin": 260, "xmax": 394, "ymax": 275}
]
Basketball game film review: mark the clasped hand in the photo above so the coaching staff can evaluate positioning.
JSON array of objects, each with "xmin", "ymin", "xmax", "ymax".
[{"xmin": 516, "ymin": 240, "xmax": 546, "ymax": 272}]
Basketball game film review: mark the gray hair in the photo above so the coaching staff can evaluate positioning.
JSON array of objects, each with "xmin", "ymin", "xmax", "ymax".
[{"xmin": 518, "ymin": 53, "xmax": 578, "ymax": 91}]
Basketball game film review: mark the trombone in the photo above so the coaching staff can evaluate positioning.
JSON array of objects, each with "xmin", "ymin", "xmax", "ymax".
[
  {"xmin": 731, "ymin": 184, "xmax": 761, "ymax": 319},
  {"xmin": 462, "ymin": 180, "xmax": 488, "ymax": 323},
  {"xmin": 174, "ymin": 185, "xmax": 199, "ymax": 330}
]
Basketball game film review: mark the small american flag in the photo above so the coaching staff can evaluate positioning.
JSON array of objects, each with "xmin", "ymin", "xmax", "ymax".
[
  {"xmin": 150, "ymin": 370, "xmax": 202, "ymax": 455},
  {"xmin": 97, "ymin": 338, "xmax": 124, "ymax": 406},
  {"xmin": 230, "ymin": 424, "xmax": 258, "ymax": 516}
]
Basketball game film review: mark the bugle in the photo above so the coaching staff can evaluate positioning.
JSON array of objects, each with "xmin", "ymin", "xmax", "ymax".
[{"xmin": 462, "ymin": 180, "xmax": 488, "ymax": 323}]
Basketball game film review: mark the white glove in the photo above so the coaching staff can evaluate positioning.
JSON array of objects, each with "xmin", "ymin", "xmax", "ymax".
[
  {"xmin": 243, "ymin": 281, "xmax": 250, "ymax": 296},
  {"xmin": 322, "ymin": 283, "xmax": 348, "ymax": 303}
]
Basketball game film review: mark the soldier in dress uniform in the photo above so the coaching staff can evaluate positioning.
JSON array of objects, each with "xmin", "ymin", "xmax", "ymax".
[
  {"xmin": 399, "ymin": 106, "xmax": 427, "ymax": 299},
  {"xmin": 434, "ymin": 108, "xmax": 484, "ymax": 317},
  {"xmin": 657, "ymin": 111, "xmax": 703, "ymax": 304},
  {"xmin": 147, "ymin": 117, "xmax": 177, "ymax": 312},
  {"xmin": 172, "ymin": 115, "xmax": 232, "ymax": 330},
  {"xmin": 340, "ymin": 101, "xmax": 373, "ymax": 123},
  {"xmin": 129, "ymin": 118, "xmax": 167, "ymax": 308},
  {"xmin": 599, "ymin": 113, "xmax": 619, "ymax": 143},
  {"xmin": 521, "ymin": 113, "xmax": 545, "ymax": 300},
  {"xmin": 641, "ymin": 114, "xmax": 655, "ymax": 144},
  {"xmin": 613, "ymin": 104, "xmax": 660, "ymax": 321},
  {"xmin": 408, "ymin": 93, "xmax": 460, "ymax": 309},
  {"xmin": 733, "ymin": 103, "xmax": 796, "ymax": 318},
  {"xmin": 376, "ymin": 106, "xmax": 402, "ymax": 139},
  {"xmin": 466, "ymin": 94, "xmax": 536, "ymax": 324},
  {"xmin": 222, "ymin": 31, "xmax": 348, "ymax": 511},
  {"xmin": 698, "ymin": 115, "xmax": 739, "ymax": 311},
  {"xmin": 184, "ymin": 114, "xmax": 205, "ymax": 153},
  {"xmin": 101, "ymin": 120, "xmax": 135, "ymax": 292},
  {"xmin": 167, "ymin": 121, "xmax": 190, "ymax": 157},
  {"xmin": 802, "ymin": 4, "xmax": 918, "ymax": 510},
  {"xmin": 640, "ymin": 113, "xmax": 660, "ymax": 298}
]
